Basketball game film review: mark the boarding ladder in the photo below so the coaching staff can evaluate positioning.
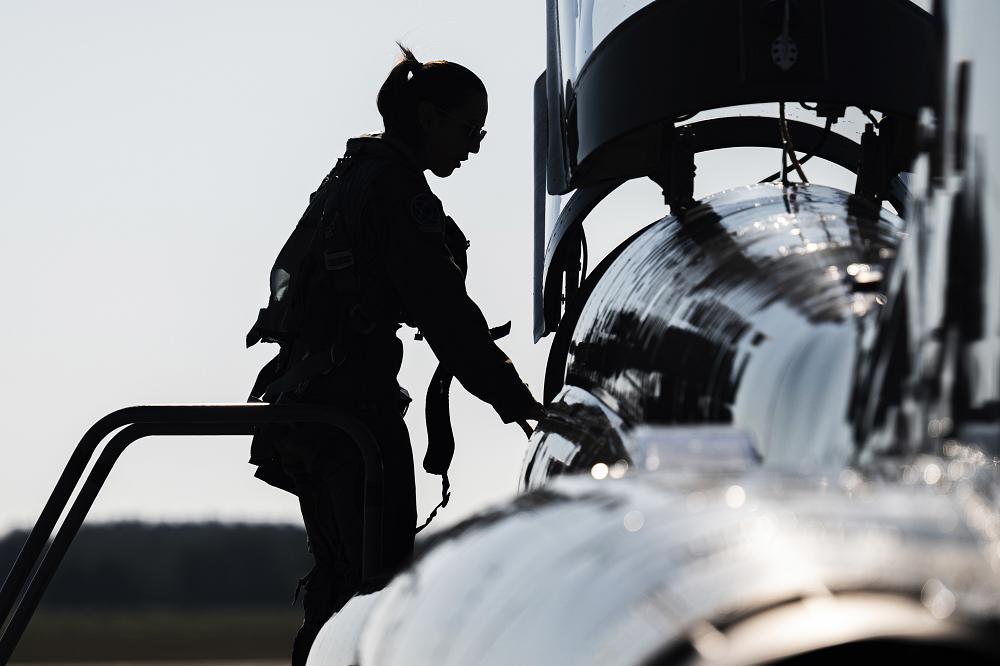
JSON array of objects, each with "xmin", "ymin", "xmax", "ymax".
[{"xmin": 0, "ymin": 404, "xmax": 384, "ymax": 664}]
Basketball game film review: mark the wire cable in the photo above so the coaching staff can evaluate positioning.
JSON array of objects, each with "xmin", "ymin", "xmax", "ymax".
[
  {"xmin": 781, "ymin": 139, "xmax": 789, "ymax": 186},
  {"xmin": 760, "ymin": 117, "xmax": 833, "ymax": 183},
  {"xmin": 779, "ymin": 101, "xmax": 810, "ymax": 183}
]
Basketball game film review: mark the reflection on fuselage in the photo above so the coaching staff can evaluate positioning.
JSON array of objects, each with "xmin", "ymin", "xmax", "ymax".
[{"xmin": 527, "ymin": 183, "xmax": 905, "ymax": 486}]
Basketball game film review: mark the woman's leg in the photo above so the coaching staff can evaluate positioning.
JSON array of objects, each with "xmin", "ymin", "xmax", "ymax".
[{"xmin": 286, "ymin": 401, "xmax": 417, "ymax": 664}]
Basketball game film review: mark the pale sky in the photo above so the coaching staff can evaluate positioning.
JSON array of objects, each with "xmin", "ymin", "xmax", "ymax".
[{"xmin": 1, "ymin": 0, "xmax": 892, "ymax": 537}]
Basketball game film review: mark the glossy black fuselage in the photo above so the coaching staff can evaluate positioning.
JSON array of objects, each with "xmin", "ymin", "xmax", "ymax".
[{"xmin": 524, "ymin": 183, "xmax": 904, "ymax": 488}]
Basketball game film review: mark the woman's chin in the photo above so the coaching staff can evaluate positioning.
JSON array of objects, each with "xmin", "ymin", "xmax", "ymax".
[{"xmin": 430, "ymin": 164, "xmax": 457, "ymax": 178}]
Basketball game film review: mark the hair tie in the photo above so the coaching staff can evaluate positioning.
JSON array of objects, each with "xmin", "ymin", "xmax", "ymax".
[{"xmin": 406, "ymin": 60, "xmax": 422, "ymax": 82}]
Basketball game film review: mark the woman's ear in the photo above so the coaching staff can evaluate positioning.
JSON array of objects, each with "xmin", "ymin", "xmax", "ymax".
[{"xmin": 417, "ymin": 100, "xmax": 436, "ymax": 133}]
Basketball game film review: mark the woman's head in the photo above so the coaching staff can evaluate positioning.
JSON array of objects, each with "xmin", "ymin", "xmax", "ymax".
[{"xmin": 377, "ymin": 44, "xmax": 488, "ymax": 177}]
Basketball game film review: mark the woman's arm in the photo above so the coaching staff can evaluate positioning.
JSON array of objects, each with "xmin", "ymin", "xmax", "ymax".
[{"xmin": 373, "ymin": 172, "xmax": 540, "ymax": 423}]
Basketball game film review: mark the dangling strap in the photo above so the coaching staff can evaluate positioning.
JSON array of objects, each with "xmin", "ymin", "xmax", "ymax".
[
  {"xmin": 415, "ymin": 321, "xmax": 512, "ymax": 534},
  {"xmin": 415, "ymin": 474, "xmax": 451, "ymax": 534},
  {"xmin": 248, "ymin": 351, "xmax": 286, "ymax": 401},
  {"xmin": 422, "ymin": 321, "xmax": 512, "ymax": 476}
]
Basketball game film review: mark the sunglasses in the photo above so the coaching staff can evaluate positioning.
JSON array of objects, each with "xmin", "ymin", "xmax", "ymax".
[{"xmin": 434, "ymin": 106, "xmax": 487, "ymax": 144}]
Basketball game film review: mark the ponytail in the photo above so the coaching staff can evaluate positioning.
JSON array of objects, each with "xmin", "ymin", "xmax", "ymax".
[
  {"xmin": 376, "ymin": 43, "xmax": 422, "ymax": 136},
  {"xmin": 376, "ymin": 43, "xmax": 487, "ymax": 140}
]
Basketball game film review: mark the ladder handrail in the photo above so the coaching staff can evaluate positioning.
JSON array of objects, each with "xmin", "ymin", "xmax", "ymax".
[{"xmin": 0, "ymin": 403, "xmax": 384, "ymax": 664}]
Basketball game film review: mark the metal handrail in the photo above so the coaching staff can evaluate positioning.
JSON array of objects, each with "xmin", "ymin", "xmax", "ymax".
[{"xmin": 0, "ymin": 403, "xmax": 384, "ymax": 664}]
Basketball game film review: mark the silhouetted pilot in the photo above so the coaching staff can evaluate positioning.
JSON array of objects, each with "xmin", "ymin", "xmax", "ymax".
[{"xmin": 246, "ymin": 44, "xmax": 544, "ymax": 665}]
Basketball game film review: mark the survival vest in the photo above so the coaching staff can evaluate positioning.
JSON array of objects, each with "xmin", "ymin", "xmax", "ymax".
[{"xmin": 246, "ymin": 152, "xmax": 380, "ymax": 402}]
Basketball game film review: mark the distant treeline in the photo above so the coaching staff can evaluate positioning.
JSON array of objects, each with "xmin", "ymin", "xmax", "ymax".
[{"xmin": 0, "ymin": 522, "xmax": 311, "ymax": 609}]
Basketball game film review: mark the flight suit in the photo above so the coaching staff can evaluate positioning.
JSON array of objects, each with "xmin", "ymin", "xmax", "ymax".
[{"xmin": 249, "ymin": 134, "xmax": 538, "ymax": 664}]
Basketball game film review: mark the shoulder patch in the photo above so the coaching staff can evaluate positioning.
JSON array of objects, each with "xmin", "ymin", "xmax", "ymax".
[{"xmin": 410, "ymin": 193, "xmax": 445, "ymax": 233}]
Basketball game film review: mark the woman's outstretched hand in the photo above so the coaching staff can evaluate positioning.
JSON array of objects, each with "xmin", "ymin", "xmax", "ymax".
[{"xmin": 516, "ymin": 402, "xmax": 548, "ymax": 439}]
